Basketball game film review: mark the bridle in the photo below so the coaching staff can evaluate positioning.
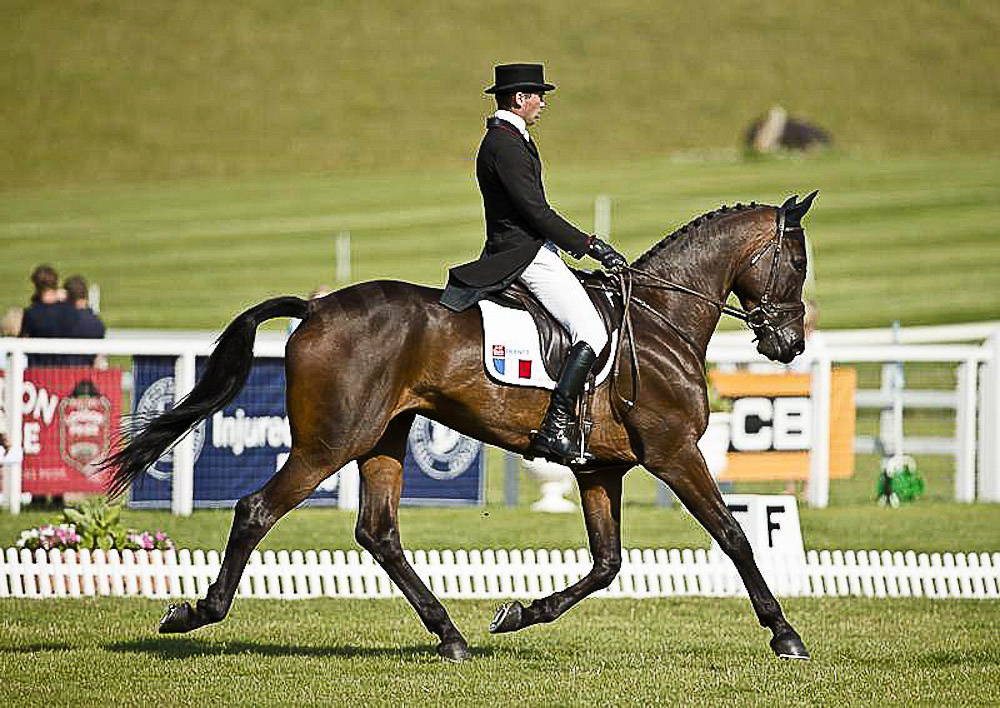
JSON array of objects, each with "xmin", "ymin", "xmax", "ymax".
[{"xmin": 608, "ymin": 206, "xmax": 805, "ymax": 409}]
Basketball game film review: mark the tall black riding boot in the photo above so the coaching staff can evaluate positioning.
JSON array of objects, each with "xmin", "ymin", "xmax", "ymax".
[{"xmin": 526, "ymin": 342, "xmax": 597, "ymax": 464}]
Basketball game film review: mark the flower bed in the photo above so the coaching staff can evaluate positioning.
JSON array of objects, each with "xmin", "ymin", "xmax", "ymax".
[{"xmin": 13, "ymin": 497, "xmax": 175, "ymax": 554}]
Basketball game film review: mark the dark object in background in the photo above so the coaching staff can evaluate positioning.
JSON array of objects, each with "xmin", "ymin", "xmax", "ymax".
[{"xmin": 745, "ymin": 106, "xmax": 832, "ymax": 154}]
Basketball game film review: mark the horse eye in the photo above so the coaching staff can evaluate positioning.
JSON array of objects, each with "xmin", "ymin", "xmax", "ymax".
[{"xmin": 791, "ymin": 257, "xmax": 807, "ymax": 272}]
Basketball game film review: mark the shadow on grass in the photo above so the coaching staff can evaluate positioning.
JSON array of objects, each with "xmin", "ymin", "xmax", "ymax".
[
  {"xmin": 0, "ymin": 643, "xmax": 74, "ymax": 654},
  {"xmin": 107, "ymin": 637, "xmax": 499, "ymax": 661}
]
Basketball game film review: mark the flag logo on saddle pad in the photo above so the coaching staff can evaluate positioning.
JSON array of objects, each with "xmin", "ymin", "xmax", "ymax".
[
  {"xmin": 492, "ymin": 345, "xmax": 506, "ymax": 374},
  {"xmin": 518, "ymin": 360, "xmax": 532, "ymax": 379}
]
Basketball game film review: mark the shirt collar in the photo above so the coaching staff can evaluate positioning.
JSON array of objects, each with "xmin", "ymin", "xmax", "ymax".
[{"xmin": 493, "ymin": 110, "xmax": 530, "ymax": 142}]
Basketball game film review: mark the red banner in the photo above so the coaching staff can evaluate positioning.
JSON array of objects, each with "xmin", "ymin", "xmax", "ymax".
[{"xmin": 10, "ymin": 368, "xmax": 122, "ymax": 494}]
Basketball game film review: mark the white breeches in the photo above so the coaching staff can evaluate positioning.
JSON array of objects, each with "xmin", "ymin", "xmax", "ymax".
[{"xmin": 518, "ymin": 243, "xmax": 609, "ymax": 355}]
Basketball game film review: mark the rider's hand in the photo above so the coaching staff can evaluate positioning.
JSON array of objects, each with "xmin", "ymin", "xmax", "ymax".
[{"xmin": 587, "ymin": 236, "xmax": 627, "ymax": 273}]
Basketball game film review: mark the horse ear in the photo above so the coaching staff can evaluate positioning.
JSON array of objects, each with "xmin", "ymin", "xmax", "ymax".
[
  {"xmin": 780, "ymin": 194, "xmax": 799, "ymax": 212},
  {"xmin": 786, "ymin": 190, "xmax": 818, "ymax": 224}
]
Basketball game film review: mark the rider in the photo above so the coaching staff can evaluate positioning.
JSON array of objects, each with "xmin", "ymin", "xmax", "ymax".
[{"xmin": 440, "ymin": 63, "xmax": 627, "ymax": 463}]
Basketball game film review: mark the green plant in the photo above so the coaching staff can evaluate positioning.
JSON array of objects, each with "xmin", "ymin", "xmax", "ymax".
[
  {"xmin": 60, "ymin": 497, "xmax": 129, "ymax": 551},
  {"xmin": 877, "ymin": 455, "xmax": 925, "ymax": 507}
]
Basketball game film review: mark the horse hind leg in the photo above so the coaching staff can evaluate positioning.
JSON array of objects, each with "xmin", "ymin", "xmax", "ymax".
[
  {"xmin": 491, "ymin": 467, "xmax": 625, "ymax": 634},
  {"xmin": 353, "ymin": 413, "xmax": 470, "ymax": 662},
  {"xmin": 159, "ymin": 446, "xmax": 343, "ymax": 634}
]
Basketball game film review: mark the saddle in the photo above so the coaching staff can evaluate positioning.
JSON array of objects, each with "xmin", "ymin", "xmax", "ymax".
[{"xmin": 485, "ymin": 269, "xmax": 623, "ymax": 381}]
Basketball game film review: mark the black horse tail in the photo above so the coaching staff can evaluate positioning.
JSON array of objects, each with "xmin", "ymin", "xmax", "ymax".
[{"xmin": 103, "ymin": 296, "xmax": 309, "ymax": 498}]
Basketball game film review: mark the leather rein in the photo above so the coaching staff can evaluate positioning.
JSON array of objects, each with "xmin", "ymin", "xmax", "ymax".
[{"xmin": 607, "ymin": 207, "xmax": 805, "ymax": 410}]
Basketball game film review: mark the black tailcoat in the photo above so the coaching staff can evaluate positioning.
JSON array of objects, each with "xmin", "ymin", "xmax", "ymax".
[{"xmin": 440, "ymin": 117, "xmax": 591, "ymax": 311}]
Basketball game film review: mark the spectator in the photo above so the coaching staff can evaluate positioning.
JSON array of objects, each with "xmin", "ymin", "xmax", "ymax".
[
  {"xmin": 1, "ymin": 308, "xmax": 23, "ymax": 458},
  {"xmin": 19, "ymin": 264, "xmax": 76, "ymax": 367},
  {"xmin": 63, "ymin": 275, "xmax": 107, "ymax": 367},
  {"xmin": 1, "ymin": 307, "xmax": 22, "ymax": 338}
]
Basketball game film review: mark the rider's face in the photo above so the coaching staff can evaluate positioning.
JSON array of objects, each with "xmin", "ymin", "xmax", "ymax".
[{"xmin": 514, "ymin": 92, "xmax": 545, "ymax": 125}]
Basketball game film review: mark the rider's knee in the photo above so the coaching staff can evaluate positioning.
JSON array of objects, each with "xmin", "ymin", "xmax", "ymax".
[{"xmin": 577, "ymin": 323, "xmax": 608, "ymax": 358}]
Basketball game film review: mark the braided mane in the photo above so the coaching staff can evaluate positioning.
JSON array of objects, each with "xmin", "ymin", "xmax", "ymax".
[{"xmin": 632, "ymin": 201, "xmax": 768, "ymax": 268}]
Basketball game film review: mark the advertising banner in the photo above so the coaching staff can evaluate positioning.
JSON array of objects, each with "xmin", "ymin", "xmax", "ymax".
[
  {"xmin": 11, "ymin": 368, "xmax": 122, "ymax": 495},
  {"xmin": 710, "ymin": 369, "xmax": 856, "ymax": 482},
  {"xmin": 403, "ymin": 416, "xmax": 485, "ymax": 505},
  {"xmin": 128, "ymin": 357, "xmax": 484, "ymax": 508}
]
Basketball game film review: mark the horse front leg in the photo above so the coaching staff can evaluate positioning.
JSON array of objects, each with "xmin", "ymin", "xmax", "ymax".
[
  {"xmin": 649, "ymin": 441, "xmax": 809, "ymax": 660},
  {"xmin": 490, "ymin": 467, "xmax": 624, "ymax": 634}
]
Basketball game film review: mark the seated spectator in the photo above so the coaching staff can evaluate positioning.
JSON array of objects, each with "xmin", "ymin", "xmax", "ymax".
[
  {"xmin": 19, "ymin": 264, "xmax": 76, "ymax": 367},
  {"xmin": 62, "ymin": 275, "xmax": 107, "ymax": 367}
]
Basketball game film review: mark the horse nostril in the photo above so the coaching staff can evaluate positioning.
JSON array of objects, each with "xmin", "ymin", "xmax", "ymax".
[{"xmin": 791, "ymin": 339, "xmax": 805, "ymax": 356}]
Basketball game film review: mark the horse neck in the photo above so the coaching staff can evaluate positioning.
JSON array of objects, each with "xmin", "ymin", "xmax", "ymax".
[{"xmin": 634, "ymin": 209, "xmax": 773, "ymax": 358}]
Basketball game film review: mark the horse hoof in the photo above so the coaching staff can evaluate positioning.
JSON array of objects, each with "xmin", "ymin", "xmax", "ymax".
[
  {"xmin": 770, "ymin": 630, "xmax": 810, "ymax": 660},
  {"xmin": 437, "ymin": 638, "xmax": 471, "ymax": 663},
  {"xmin": 489, "ymin": 601, "xmax": 524, "ymax": 634},
  {"xmin": 159, "ymin": 602, "xmax": 196, "ymax": 634}
]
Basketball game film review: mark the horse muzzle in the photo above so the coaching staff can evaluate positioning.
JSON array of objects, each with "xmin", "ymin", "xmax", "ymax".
[{"xmin": 755, "ymin": 328, "xmax": 804, "ymax": 364}]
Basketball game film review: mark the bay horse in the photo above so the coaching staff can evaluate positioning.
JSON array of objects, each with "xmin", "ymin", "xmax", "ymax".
[{"xmin": 104, "ymin": 192, "xmax": 817, "ymax": 662}]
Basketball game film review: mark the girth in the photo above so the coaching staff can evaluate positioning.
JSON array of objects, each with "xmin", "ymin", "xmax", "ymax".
[{"xmin": 485, "ymin": 269, "xmax": 623, "ymax": 381}]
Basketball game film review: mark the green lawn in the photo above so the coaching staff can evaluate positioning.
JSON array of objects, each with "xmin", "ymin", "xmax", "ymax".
[
  {"xmin": 0, "ymin": 597, "xmax": 996, "ymax": 705},
  {"xmin": 2, "ymin": 152, "xmax": 999, "ymax": 331},
  {"xmin": 4, "ymin": 2, "xmax": 999, "ymax": 190},
  {"xmin": 3, "ymin": 4, "xmax": 998, "ymax": 703}
]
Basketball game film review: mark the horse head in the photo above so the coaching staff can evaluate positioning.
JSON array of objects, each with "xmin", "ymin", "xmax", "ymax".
[{"xmin": 730, "ymin": 191, "xmax": 817, "ymax": 364}]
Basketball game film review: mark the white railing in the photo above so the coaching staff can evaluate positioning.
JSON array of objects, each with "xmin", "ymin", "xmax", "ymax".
[
  {"xmin": 3, "ymin": 546, "xmax": 998, "ymax": 600},
  {"xmin": 707, "ymin": 329, "xmax": 1000, "ymax": 508},
  {"xmin": 3, "ymin": 322, "xmax": 1000, "ymax": 514}
]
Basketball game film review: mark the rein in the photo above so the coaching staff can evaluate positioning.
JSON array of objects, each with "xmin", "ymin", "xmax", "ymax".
[{"xmin": 609, "ymin": 207, "xmax": 804, "ymax": 410}]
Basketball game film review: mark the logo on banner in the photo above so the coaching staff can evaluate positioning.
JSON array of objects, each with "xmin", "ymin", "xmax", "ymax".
[
  {"xmin": 492, "ymin": 344, "xmax": 506, "ymax": 374},
  {"xmin": 58, "ymin": 380, "xmax": 112, "ymax": 477},
  {"xmin": 730, "ymin": 396, "xmax": 811, "ymax": 451},
  {"xmin": 135, "ymin": 376, "xmax": 206, "ymax": 480},
  {"xmin": 518, "ymin": 360, "xmax": 532, "ymax": 379},
  {"xmin": 407, "ymin": 417, "xmax": 480, "ymax": 480}
]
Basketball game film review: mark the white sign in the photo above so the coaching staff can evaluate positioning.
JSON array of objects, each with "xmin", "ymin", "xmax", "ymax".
[
  {"xmin": 729, "ymin": 396, "xmax": 811, "ymax": 451},
  {"xmin": 710, "ymin": 494, "xmax": 805, "ymax": 565}
]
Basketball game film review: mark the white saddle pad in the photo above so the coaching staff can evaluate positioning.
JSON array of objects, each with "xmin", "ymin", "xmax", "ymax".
[{"xmin": 477, "ymin": 300, "xmax": 618, "ymax": 390}]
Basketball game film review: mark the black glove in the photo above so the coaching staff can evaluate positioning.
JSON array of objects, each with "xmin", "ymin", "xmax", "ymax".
[{"xmin": 587, "ymin": 236, "xmax": 627, "ymax": 273}]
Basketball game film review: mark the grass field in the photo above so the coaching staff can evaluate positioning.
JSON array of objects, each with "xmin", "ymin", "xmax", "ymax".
[
  {"xmin": 3, "ymin": 2, "xmax": 999, "ymax": 189},
  {"xmin": 2, "ymin": 152, "xmax": 999, "ymax": 331},
  {"xmin": 1, "ymin": 597, "xmax": 997, "ymax": 705},
  {"xmin": 3, "ymin": 4, "xmax": 998, "ymax": 701}
]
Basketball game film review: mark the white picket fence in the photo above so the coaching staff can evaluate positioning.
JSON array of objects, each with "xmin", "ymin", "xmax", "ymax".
[{"xmin": 3, "ymin": 547, "xmax": 998, "ymax": 600}]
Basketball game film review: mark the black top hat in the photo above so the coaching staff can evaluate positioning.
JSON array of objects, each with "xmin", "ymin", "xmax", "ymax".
[{"xmin": 485, "ymin": 63, "xmax": 556, "ymax": 95}]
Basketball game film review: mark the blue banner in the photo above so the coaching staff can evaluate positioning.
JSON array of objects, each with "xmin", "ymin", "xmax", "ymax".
[
  {"xmin": 128, "ymin": 356, "xmax": 483, "ymax": 508},
  {"xmin": 403, "ymin": 416, "xmax": 485, "ymax": 506}
]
